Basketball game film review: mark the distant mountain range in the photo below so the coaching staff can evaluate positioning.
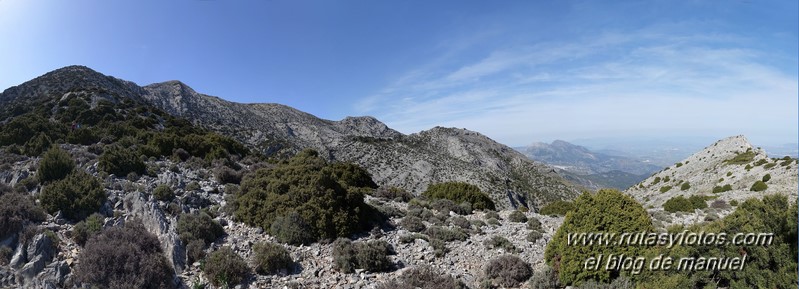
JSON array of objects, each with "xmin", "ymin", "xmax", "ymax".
[{"xmin": 515, "ymin": 140, "xmax": 662, "ymax": 190}]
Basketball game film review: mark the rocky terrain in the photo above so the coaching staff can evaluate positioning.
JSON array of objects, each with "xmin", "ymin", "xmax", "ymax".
[
  {"xmin": 516, "ymin": 140, "xmax": 660, "ymax": 190},
  {"xmin": 625, "ymin": 135, "xmax": 798, "ymax": 227}
]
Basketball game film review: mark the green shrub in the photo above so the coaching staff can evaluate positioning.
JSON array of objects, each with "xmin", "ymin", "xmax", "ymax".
[
  {"xmin": 253, "ymin": 242, "xmax": 293, "ymax": 275},
  {"xmin": 185, "ymin": 181, "xmax": 200, "ymax": 191},
  {"xmin": 663, "ymin": 196, "xmax": 694, "ymax": 213},
  {"xmin": 729, "ymin": 199, "xmax": 739, "ymax": 206},
  {"xmin": 528, "ymin": 265, "xmax": 561, "ymax": 289},
  {"xmin": 762, "ymin": 173, "xmax": 771, "ymax": 182},
  {"xmin": 712, "ymin": 184, "xmax": 733, "ymax": 194},
  {"xmin": 431, "ymin": 199, "xmax": 468, "ymax": 215},
  {"xmin": 153, "ymin": 184, "xmax": 175, "ymax": 202},
  {"xmin": 332, "ymin": 238, "xmax": 357, "ymax": 273},
  {"xmin": 754, "ymin": 159, "xmax": 768, "ymax": 166},
  {"xmin": 0, "ymin": 192, "xmax": 46, "ymax": 238},
  {"xmin": 425, "ymin": 226, "xmax": 468, "ymax": 242},
  {"xmin": 484, "ymin": 211, "xmax": 501, "ymax": 220},
  {"xmin": 484, "ymin": 255, "xmax": 532, "ymax": 287},
  {"xmin": 486, "ymin": 218, "xmax": 500, "ymax": 226},
  {"xmin": 99, "ymin": 145, "xmax": 146, "ymax": 177},
  {"xmin": 203, "ymin": 247, "xmax": 249, "ymax": 287},
  {"xmin": 375, "ymin": 266, "xmax": 466, "ymax": 289},
  {"xmin": 371, "ymin": 186, "xmax": 413, "ymax": 202},
  {"xmin": 724, "ymin": 150, "xmax": 755, "ymax": 165},
  {"xmin": 37, "ymin": 145, "xmax": 75, "ymax": 183},
  {"xmin": 422, "ymin": 182, "xmax": 495, "ymax": 210},
  {"xmin": 763, "ymin": 163, "xmax": 777, "ymax": 169},
  {"xmin": 545, "ymin": 189, "xmax": 653, "ymax": 285},
  {"xmin": 675, "ymin": 162, "xmax": 683, "ymax": 168},
  {"xmin": 400, "ymin": 216, "xmax": 426, "ymax": 233},
  {"xmin": 750, "ymin": 180, "xmax": 768, "ymax": 191},
  {"xmin": 687, "ymin": 195, "xmax": 708, "ymax": 210},
  {"xmin": 186, "ymin": 239, "xmax": 206, "ymax": 264},
  {"xmin": 72, "ymin": 213, "xmax": 104, "ymax": 246},
  {"xmin": 527, "ymin": 231, "xmax": 544, "ymax": 243},
  {"xmin": 659, "ymin": 185, "xmax": 672, "ymax": 193},
  {"xmin": 355, "ymin": 240, "xmax": 392, "ymax": 272},
  {"xmin": 484, "ymin": 236, "xmax": 517, "ymax": 253},
  {"xmin": 430, "ymin": 238, "xmax": 448, "ymax": 257},
  {"xmin": 745, "ymin": 164, "xmax": 753, "ymax": 170},
  {"xmin": 508, "ymin": 210, "xmax": 528, "ymax": 223},
  {"xmin": 214, "ymin": 166, "xmax": 241, "ymax": 185},
  {"xmin": 333, "ymin": 238, "xmax": 392, "ymax": 273},
  {"xmin": 177, "ymin": 212, "xmax": 225, "ymax": 246},
  {"xmin": 449, "ymin": 216, "xmax": 471, "ymax": 230},
  {"xmin": 539, "ymin": 200, "xmax": 575, "ymax": 216},
  {"xmin": 234, "ymin": 150, "xmax": 380, "ymax": 243},
  {"xmin": 680, "ymin": 181, "xmax": 690, "ymax": 191},
  {"xmin": 270, "ymin": 211, "xmax": 316, "ymax": 245},
  {"xmin": 39, "ymin": 171, "xmax": 105, "ymax": 221},
  {"xmin": 527, "ymin": 217, "xmax": 542, "ymax": 231},
  {"xmin": 651, "ymin": 176, "xmax": 661, "ymax": 185},
  {"xmin": 0, "ymin": 245, "xmax": 11, "ymax": 266},
  {"xmin": 75, "ymin": 222, "xmax": 176, "ymax": 289}
]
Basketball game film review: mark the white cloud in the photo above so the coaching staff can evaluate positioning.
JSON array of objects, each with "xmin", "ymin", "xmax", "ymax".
[{"xmin": 356, "ymin": 27, "xmax": 798, "ymax": 146}]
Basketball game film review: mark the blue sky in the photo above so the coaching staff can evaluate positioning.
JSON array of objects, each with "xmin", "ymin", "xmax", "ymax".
[{"xmin": 1, "ymin": 0, "xmax": 796, "ymax": 147}]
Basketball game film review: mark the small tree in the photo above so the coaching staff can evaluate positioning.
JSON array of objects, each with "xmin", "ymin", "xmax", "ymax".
[
  {"xmin": 37, "ymin": 145, "xmax": 75, "ymax": 183},
  {"xmin": 39, "ymin": 171, "xmax": 106, "ymax": 221}
]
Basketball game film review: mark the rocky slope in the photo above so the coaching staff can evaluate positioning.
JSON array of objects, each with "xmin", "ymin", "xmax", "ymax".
[{"xmin": 625, "ymin": 135, "xmax": 798, "ymax": 226}]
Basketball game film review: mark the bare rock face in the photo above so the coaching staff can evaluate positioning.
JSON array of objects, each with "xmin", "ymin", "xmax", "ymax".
[{"xmin": 125, "ymin": 192, "xmax": 186, "ymax": 273}]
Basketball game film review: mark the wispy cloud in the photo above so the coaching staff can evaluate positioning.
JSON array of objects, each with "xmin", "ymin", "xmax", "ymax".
[{"xmin": 356, "ymin": 27, "xmax": 798, "ymax": 146}]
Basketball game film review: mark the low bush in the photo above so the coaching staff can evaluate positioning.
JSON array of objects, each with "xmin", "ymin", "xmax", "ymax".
[
  {"xmin": 508, "ymin": 210, "xmax": 528, "ymax": 223},
  {"xmin": 762, "ymin": 173, "xmax": 771, "ymax": 182},
  {"xmin": 750, "ymin": 180, "xmax": 768, "ymax": 192},
  {"xmin": 422, "ymin": 182, "xmax": 495, "ymax": 210},
  {"xmin": 270, "ymin": 211, "xmax": 316, "ymax": 245},
  {"xmin": 333, "ymin": 238, "xmax": 392, "ymax": 273},
  {"xmin": 528, "ymin": 265, "xmax": 560, "ymax": 289},
  {"xmin": 425, "ymin": 226, "xmax": 468, "ymax": 242},
  {"xmin": 203, "ymin": 247, "xmax": 249, "ymax": 287},
  {"xmin": 712, "ymin": 184, "xmax": 733, "ymax": 193},
  {"xmin": 687, "ymin": 195, "xmax": 708, "ymax": 210},
  {"xmin": 449, "ymin": 216, "xmax": 471, "ymax": 230},
  {"xmin": 486, "ymin": 218, "xmax": 500, "ymax": 226},
  {"xmin": 484, "ymin": 255, "xmax": 533, "ymax": 287},
  {"xmin": 72, "ymin": 213, "xmax": 104, "ymax": 246},
  {"xmin": 37, "ymin": 145, "xmax": 75, "ymax": 183},
  {"xmin": 431, "ymin": 199, "xmax": 467, "ymax": 215},
  {"xmin": 663, "ymin": 196, "xmax": 694, "ymax": 213},
  {"xmin": 538, "ymin": 200, "xmax": 575, "ymax": 216},
  {"xmin": 153, "ymin": 184, "xmax": 175, "ymax": 202},
  {"xmin": 527, "ymin": 217, "xmax": 542, "ymax": 231},
  {"xmin": 39, "ymin": 171, "xmax": 105, "ymax": 221},
  {"xmin": 484, "ymin": 236, "xmax": 517, "ymax": 253},
  {"xmin": 659, "ymin": 185, "xmax": 672, "ymax": 193},
  {"xmin": 484, "ymin": 211, "xmax": 501, "ymax": 220},
  {"xmin": 253, "ymin": 242, "xmax": 293, "ymax": 275},
  {"xmin": 371, "ymin": 186, "xmax": 413, "ymax": 202},
  {"xmin": 98, "ymin": 145, "xmax": 146, "ymax": 177},
  {"xmin": 186, "ymin": 239, "xmax": 206, "ymax": 264},
  {"xmin": 74, "ymin": 222, "xmax": 176, "ymax": 289},
  {"xmin": 176, "ymin": 212, "xmax": 225, "ymax": 246},
  {"xmin": 0, "ymin": 246, "xmax": 11, "ymax": 266},
  {"xmin": 399, "ymin": 233, "xmax": 429, "ymax": 244},
  {"xmin": 527, "ymin": 231, "xmax": 544, "ymax": 243},
  {"xmin": 680, "ymin": 181, "xmax": 690, "ymax": 191},
  {"xmin": 400, "ymin": 216, "xmax": 426, "ymax": 233},
  {"xmin": 0, "ymin": 191, "xmax": 46, "ymax": 239},
  {"xmin": 214, "ymin": 166, "xmax": 241, "ymax": 185},
  {"xmin": 355, "ymin": 240, "xmax": 392, "ymax": 272},
  {"xmin": 375, "ymin": 265, "xmax": 466, "ymax": 289}
]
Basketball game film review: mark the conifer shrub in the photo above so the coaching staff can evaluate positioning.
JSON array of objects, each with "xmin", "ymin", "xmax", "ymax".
[
  {"xmin": 203, "ymin": 247, "xmax": 249, "ymax": 287},
  {"xmin": 663, "ymin": 196, "xmax": 694, "ymax": 213},
  {"xmin": 152, "ymin": 184, "xmax": 175, "ymax": 202},
  {"xmin": 422, "ymin": 182, "xmax": 495, "ymax": 211},
  {"xmin": 545, "ymin": 189, "xmax": 653, "ymax": 285},
  {"xmin": 484, "ymin": 255, "xmax": 533, "ymax": 287},
  {"xmin": 508, "ymin": 210, "xmax": 528, "ymax": 223},
  {"xmin": 39, "ymin": 171, "xmax": 105, "ymax": 221},
  {"xmin": 712, "ymin": 184, "xmax": 733, "ymax": 193},
  {"xmin": 762, "ymin": 173, "xmax": 771, "ymax": 182},
  {"xmin": 37, "ymin": 145, "xmax": 75, "ymax": 183},
  {"xmin": 99, "ymin": 144, "xmax": 146, "ymax": 177},
  {"xmin": 176, "ymin": 212, "xmax": 225, "ymax": 246},
  {"xmin": 687, "ymin": 195, "xmax": 708, "ymax": 210},
  {"xmin": 75, "ymin": 222, "xmax": 176, "ymax": 289},
  {"xmin": 659, "ymin": 185, "xmax": 672, "ymax": 193},
  {"xmin": 750, "ymin": 180, "xmax": 768, "ymax": 191},
  {"xmin": 0, "ymin": 191, "xmax": 46, "ymax": 238},
  {"xmin": 253, "ymin": 242, "xmax": 293, "ymax": 275},
  {"xmin": 539, "ymin": 200, "xmax": 575, "ymax": 216},
  {"xmin": 233, "ymin": 150, "xmax": 381, "ymax": 244},
  {"xmin": 680, "ymin": 181, "xmax": 691, "ymax": 191}
]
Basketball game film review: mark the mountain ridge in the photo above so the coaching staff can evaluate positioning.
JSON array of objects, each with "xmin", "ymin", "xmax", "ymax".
[{"xmin": 1, "ymin": 65, "xmax": 581, "ymax": 209}]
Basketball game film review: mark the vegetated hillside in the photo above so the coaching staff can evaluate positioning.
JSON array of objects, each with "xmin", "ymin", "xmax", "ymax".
[
  {"xmin": 140, "ymin": 72, "xmax": 580, "ymax": 209},
  {"xmin": 516, "ymin": 140, "xmax": 659, "ymax": 190},
  {"xmin": 625, "ymin": 135, "xmax": 798, "ymax": 224}
]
